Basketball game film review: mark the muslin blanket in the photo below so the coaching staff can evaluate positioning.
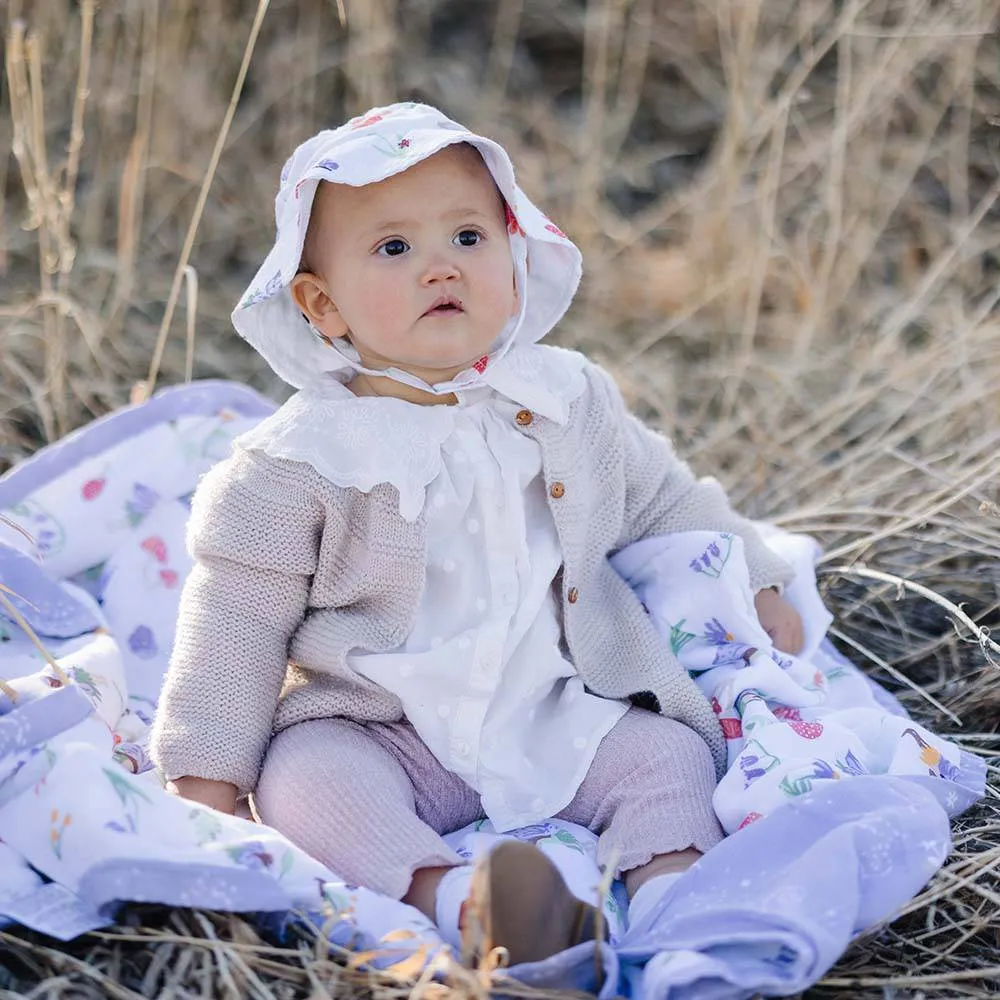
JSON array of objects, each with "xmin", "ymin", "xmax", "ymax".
[{"xmin": 0, "ymin": 381, "xmax": 985, "ymax": 999}]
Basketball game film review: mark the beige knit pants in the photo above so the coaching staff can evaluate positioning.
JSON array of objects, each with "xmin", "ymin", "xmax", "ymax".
[{"xmin": 252, "ymin": 706, "xmax": 724, "ymax": 899}]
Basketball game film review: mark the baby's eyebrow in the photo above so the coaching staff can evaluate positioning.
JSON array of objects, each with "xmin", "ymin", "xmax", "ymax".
[
  {"xmin": 367, "ymin": 217, "xmax": 414, "ymax": 234},
  {"xmin": 367, "ymin": 207, "xmax": 493, "ymax": 233},
  {"xmin": 442, "ymin": 207, "xmax": 493, "ymax": 220}
]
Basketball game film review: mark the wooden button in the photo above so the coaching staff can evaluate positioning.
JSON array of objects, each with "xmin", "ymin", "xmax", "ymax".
[
  {"xmin": 549, "ymin": 481, "xmax": 565, "ymax": 499},
  {"xmin": 567, "ymin": 587, "xmax": 579, "ymax": 604},
  {"xmin": 515, "ymin": 409, "xmax": 533, "ymax": 426}
]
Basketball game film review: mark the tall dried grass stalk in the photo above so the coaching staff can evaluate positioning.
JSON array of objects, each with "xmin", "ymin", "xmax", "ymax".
[
  {"xmin": 4, "ymin": 0, "xmax": 96, "ymax": 440},
  {"xmin": 142, "ymin": 0, "xmax": 271, "ymax": 400},
  {"xmin": 108, "ymin": 0, "xmax": 158, "ymax": 331}
]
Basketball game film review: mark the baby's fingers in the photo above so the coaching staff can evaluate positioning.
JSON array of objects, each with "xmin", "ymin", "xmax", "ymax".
[{"xmin": 774, "ymin": 613, "xmax": 804, "ymax": 655}]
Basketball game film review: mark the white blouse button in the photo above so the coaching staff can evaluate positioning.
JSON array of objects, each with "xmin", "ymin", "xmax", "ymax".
[
  {"xmin": 475, "ymin": 597, "xmax": 488, "ymax": 612},
  {"xmin": 442, "ymin": 558, "xmax": 456, "ymax": 573},
  {"xmin": 466, "ymin": 518, "xmax": 480, "ymax": 534},
  {"xmin": 437, "ymin": 704, "xmax": 451, "ymax": 718},
  {"xmin": 433, "ymin": 493, "xmax": 447, "ymax": 508},
  {"xmin": 573, "ymin": 736, "xmax": 587, "ymax": 750}
]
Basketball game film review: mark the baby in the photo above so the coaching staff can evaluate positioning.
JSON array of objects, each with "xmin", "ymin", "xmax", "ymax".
[{"xmin": 150, "ymin": 103, "xmax": 803, "ymax": 966}]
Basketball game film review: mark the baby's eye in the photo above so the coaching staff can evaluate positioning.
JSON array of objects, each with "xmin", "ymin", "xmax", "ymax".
[
  {"xmin": 377, "ymin": 238, "xmax": 410, "ymax": 257},
  {"xmin": 453, "ymin": 229, "xmax": 482, "ymax": 248}
]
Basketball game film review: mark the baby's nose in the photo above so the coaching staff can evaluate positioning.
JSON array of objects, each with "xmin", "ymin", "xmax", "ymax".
[{"xmin": 420, "ymin": 254, "xmax": 461, "ymax": 284}]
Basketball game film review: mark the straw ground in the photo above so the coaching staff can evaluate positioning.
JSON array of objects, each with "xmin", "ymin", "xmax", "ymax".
[{"xmin": 1, "ymin": 1, "xmax": 999, "ymax": 996}]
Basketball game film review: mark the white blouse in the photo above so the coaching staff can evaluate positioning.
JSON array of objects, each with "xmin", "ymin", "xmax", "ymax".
[{"xmin": 240, "ymin": 346, "xmax": 629, "ymax": 831}]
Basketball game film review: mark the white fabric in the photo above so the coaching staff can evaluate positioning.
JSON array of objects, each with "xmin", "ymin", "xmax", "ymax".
[
  {"xmin": 320, "ymin": 354, "xmax": 627, "ymax": 831},
  {"xmin": 232, "ymin": 102, "xmax": 582, "ymax": 395},
  {"xmin": 236, "ymin": 343, "xmax": 587, "ymax": 522}
]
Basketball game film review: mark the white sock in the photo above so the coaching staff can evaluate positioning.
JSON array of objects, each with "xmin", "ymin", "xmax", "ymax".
[
  {"xmin": 434, "ymin": 864, "xmax": 473, "ymax": 950},
  {"xmin": 627, "ymin": 871, "xmax": 682, "ymax": 929}
]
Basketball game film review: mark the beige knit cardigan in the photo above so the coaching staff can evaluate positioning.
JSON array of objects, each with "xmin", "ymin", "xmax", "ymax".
[{"xmin": 150, "ymin": 353, "xmax": 793, "ymax": 792}]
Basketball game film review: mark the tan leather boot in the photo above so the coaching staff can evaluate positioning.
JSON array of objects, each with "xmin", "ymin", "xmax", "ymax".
[{"xmin": 459, "ymin": 840, "xmax": 603, "ymax": 969}]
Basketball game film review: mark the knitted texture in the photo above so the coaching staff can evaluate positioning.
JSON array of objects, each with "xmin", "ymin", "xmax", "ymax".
[
  {"xmin": 252, "ymin": 709, "xmax": 723, "ymax": 898},
  {"xmin": 150, "ymin": 352, "xmax": 793, "ymax": 792},
  {"xmin": 253, "ymin": 717, "xmax": 473, "ymax": 897}
]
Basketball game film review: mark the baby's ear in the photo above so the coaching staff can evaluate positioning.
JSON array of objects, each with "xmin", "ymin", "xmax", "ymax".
[{"xmin": 290, "ymin": 272, "xmax": 349, "ymax": 341}]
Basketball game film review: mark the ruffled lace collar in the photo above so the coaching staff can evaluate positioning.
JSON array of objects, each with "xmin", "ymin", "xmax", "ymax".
[{"xmin": 235, "ymin": 345, "xmax": 586, "ymax": 521}]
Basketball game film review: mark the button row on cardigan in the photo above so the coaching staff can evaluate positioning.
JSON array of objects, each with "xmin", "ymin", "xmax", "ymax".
[
  {"xmin": 567, "ymin": 587, "xmax": 580, "ymax": 604},
  {"xmin": 515, "ymin": 408, "xmax": 533, "ymax": 426},
  {"xmin": 549, "ymin": 481, "xmax": 565, "ymax": 499}
]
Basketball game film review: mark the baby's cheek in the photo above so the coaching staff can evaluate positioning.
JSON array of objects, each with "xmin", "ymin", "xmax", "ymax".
[
  {"xmin": 366, "ymin": 280, "xmax": 409, "ymax": 328},
  {"xmin": 482, "ymin": 259, "xmax": 518, "ymax": 318}
]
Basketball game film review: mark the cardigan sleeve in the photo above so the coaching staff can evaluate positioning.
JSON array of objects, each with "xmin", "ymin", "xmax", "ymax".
[
  {"xmin": 149, "ymin": 448, "xmax": 326, "ymax": 794},
  {"xmin": 591, "ymin": 363, "xmax": 795, "ymax": 592}
]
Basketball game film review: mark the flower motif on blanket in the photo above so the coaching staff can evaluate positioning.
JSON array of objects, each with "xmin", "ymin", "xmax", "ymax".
[
  {"xmin": 226, "ymin": 841, "xmax": 296, "ymax": 881},
  {"xmin": 127, "ymin": 625, "xmax": 158, "ymax": 659},
  {"xmin": 688, "ymin": 534, "xmax": 734, "ymax": 579},
  {"xmin": 120, "ymin": 482, "xmax": 161, "ymax": 530},
  {"xmin": 49, "ymin": 808, "xmax": 72, "ymax": 859},
  {"xmin": 102, "ymin": 765, "xmax": 152, "ymax": 835},
  {"xmin": 610, "ymin": 529, "xmax": 968, "ymax": 835}
]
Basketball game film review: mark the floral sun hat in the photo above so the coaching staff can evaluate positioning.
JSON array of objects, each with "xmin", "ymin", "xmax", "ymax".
[{"xmin": 232, "ymin": 102, "xmax": 583, "ymax": 395}]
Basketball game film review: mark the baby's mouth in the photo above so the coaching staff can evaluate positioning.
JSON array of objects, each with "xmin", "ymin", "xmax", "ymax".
[{"xmin": 423, "ymin": 295, "xmax": 464, "ymax": 317}]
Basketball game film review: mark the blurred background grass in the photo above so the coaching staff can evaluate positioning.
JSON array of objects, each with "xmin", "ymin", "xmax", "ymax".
[{"xmin": 2, "ymin": 1, "xmax": 1000, "ymax": 996}]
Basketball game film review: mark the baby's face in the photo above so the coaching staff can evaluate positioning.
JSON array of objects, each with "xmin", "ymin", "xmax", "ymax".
[{"xmin": 300, "ymin": 145, "xmax": 517, "ymax": 383}]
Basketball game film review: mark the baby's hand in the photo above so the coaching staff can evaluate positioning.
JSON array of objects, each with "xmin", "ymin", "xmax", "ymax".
[
  {"xmin": 167, "ymin": 775, "xmax": 238, "ymax": 815},
  {"xmin": 753, "ymin": 588, "xmax": 804, "ymax": 655}
]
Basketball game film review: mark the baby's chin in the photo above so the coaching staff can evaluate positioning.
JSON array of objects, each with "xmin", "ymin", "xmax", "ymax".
[
  {"xmin": 402, "ymin": 345, "xmax": 500, "ymax": 378},
  {"xmin": 409, "ymin": 357, "xmax": 490, "ymax": 382}
]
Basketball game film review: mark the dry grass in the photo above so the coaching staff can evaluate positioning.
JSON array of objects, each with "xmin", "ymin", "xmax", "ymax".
[{"xmin": 2, "ymin": 0, "xmax": 1000, "ymax": 996}]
